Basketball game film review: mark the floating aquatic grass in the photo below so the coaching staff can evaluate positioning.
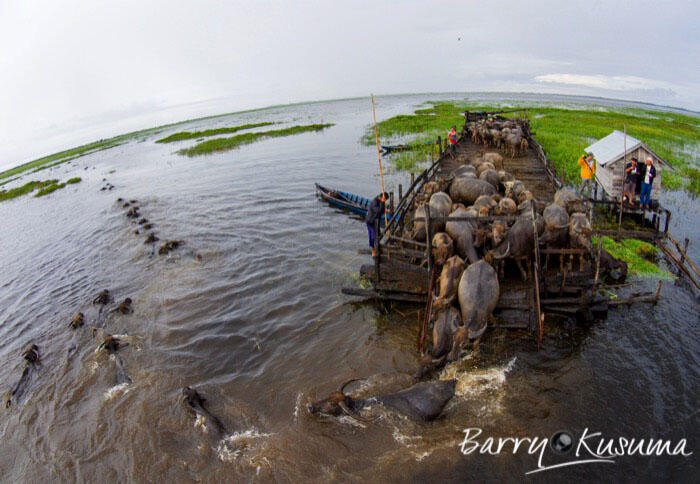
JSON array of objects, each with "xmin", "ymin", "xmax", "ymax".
[
  {"xmin": 155, "ymin": 122, "xmax": 277, "ymax": 143},
  {"xmin": 177, "ymin": 123, "xmax": 334, "ymax": 156},
  {"xmin": 35, "ymin": 182, "xmax": 67, "ymax": 197},
  {"xmin": 0, "ymin": 179, "xmax": 58, "ymax": 202},
  {"xmin": 593, "ymin": 235, "xmax": 673, "ymax": 277}
]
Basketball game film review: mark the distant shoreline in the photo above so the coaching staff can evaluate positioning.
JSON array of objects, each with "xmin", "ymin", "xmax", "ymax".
[{"xmin": 2, "ymin": 92, "xmax": 698, "ymax": 178}]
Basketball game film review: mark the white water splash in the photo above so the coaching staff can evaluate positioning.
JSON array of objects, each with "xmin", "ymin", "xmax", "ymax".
[
  {"xmin": 440, "ymin": 356, "xmax": 516, "ymax": 397},
  {"xmin": 103, "ymin": 382, "xmax": 130, "ymax": 401},
  {"xmin": 194, "ymin": 414, "xmax": 207, "ymax": 433},
  {"xmin": 216, "ymin": 428, "xmax": 274, "ymax": 464}
]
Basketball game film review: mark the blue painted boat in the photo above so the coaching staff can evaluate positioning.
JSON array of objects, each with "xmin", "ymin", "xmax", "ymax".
[{"xmin": 315, "ymin": 183, "xmax": 399, "ymax": 224}]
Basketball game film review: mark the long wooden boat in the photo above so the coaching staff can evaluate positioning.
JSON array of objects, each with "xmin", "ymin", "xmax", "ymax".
[{"xmin": 314, "ymin": 183, "xmax": 399, "ymax": 224}]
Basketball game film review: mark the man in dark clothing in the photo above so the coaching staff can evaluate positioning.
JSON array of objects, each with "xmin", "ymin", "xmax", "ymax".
[
  {"xmin": 639, "ymin": 157, "xmax": 657, "ymax": 209},
  {"xmin": 365, "ymin": 193, "xmax": 387, "ymax": 257},
  {"xmin": 623, "ymin": 157, "xmax": 640, "ymax": 207}
]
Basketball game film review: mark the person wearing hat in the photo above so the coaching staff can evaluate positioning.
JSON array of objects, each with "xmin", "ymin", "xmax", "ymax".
[
  {"xmin": 623, "ymin": 157, "xmax": 640, "ymax": 207},
  {"xmin": 639, "ymin": 157, "xmax": 657, "ymax": 209},
  {"xmin": 577, "ymin": 152, "xmax": 595, "ymax": 198}
]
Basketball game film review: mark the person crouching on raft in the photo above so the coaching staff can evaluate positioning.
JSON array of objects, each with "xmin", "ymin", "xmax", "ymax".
[{"xmin": 365, "ymin": 192, "xmax": 387, "ymax": 257}]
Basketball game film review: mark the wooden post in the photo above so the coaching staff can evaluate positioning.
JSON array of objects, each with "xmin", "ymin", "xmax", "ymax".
[
  {"xmin": 531, "ymin": 202, "xmax": 542, "ymax": 346},
  {"xmin": 681, "ymin": 238, "xmax": 689, "ymax": 265},
  {"xmin": 389, "ymin": 191, "xmax": 394, "ymax": 215},
  {"xmin": 437, "ymin": 136, "xmax": 442, "ymax": 157},
  {"xmin": 593, "ymin": 235, "xmax": 603, "ymax": 298},
  {"xmin": 617, "ymin": 125, "xmax": 627, "ymax": 241},
  {"xmin": 398, "ymin": 184, "xmax": 403, "ymax": 202},
  {"xmin": 560, "ymin": 167, "xmax": 565, "ymax": 187},
  {"xmin": 411, "ymin": 172, "xmax": 415, "ymax": 187},
  {"xmin": 663, "ymin": 210, "xmax": 671, "ymax": 234},
  {"xmin": 425, "ymin": 205, "xmax": 433, "ymax": 273},
  {"xmin": 654, "ymin": 280, "xmax": 662, "ymax": 304}
]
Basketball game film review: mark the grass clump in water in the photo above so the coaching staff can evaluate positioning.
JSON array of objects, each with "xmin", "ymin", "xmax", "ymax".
[
  {"xmin": 0, "ymin": 179, "xmax": 58, "ymax": 202},
  {"xmin": 178, "ymin": 123, "xmax": 333, "ymax": 156},
  {"xmin": 34, "ymin": 176, "xmax": 82, "ymax": 197},
  {"xmin": 593, "ymin": 235, "xmax": 672, "ymax": 277},
  {"xmin": 155, "ymin": 122, "xmax": 276, "ymax": 143},
  {"xmin": 35, "ymin": 182, "xmax": 66, "ymax": 197}
]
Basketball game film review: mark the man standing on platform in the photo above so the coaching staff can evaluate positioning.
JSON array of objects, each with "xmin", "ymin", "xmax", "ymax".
[
  {"xmin": 623, "ymin": 157, "xmax": 640, "ymax": 207},
  {"xmin": 577, "ymin": 152, "xmax": 595, "ymax": 198},
  {"xmin": 639, "ymin": 157, "xmax": 656, "ymax": 209}
]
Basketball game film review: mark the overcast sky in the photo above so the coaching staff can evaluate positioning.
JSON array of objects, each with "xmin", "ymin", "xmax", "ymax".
[{"xmin": 1, "ymin": 0, "xmax": 698, "ymax": 168}]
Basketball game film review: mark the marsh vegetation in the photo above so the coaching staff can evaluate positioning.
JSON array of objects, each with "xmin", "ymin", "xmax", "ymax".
[
  {"xmin": 177, "ymin": 123, "xmax": 334, "ymax": 156},
  {"xmin": 155, "ymin": 122, "xmax": 276, "ymax": 143}
]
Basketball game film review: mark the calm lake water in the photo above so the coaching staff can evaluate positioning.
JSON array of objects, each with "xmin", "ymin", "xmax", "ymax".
[{"xmin": 0, "ymin": 94, "xmax": 698, "ymax": 482}]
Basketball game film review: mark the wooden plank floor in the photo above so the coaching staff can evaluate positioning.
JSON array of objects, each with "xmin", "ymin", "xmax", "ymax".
[{"xmin": 438, "ymin": 136, "xmax": 556, "ymax": 203}]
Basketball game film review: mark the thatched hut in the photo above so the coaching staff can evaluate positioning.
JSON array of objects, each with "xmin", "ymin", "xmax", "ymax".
[{"xmin": 586, "ymin": 130, "xmax": 673, "ymax": 201}]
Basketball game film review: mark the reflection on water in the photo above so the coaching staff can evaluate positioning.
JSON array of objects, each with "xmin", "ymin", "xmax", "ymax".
[{"xmin": 0, "ymin": 94, "xmax": 697, "ymax": 481}]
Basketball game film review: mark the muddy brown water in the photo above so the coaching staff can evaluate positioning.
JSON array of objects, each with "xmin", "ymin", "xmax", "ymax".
[{"xmin": 0, "ymin": 95, "xmax": 698, "ymax": 482}]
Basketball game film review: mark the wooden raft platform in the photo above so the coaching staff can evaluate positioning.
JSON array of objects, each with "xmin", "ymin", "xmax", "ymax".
[{"xmin": 342, "ymin": 109, "xmax": 692, "ymax": 342}]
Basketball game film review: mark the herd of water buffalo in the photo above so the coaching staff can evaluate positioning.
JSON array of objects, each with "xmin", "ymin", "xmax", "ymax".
[
  {"xmin": 404, "ymin": 150, "xmax": 628, "ymax": 376},
  {"xmin": 466, "ymin": 118, "xmax": 531, "ymax": 157}
]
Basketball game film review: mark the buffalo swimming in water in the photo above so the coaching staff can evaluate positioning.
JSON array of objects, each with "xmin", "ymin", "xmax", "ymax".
[
  {"xmin": 182, "ymin": 387, "xmax": 227, "ymax": 439},
  {"xmin": 98, "ymin": 335, "xmax": 131, "ymax": 385},
  {"xmin": 307, "ymin": 378, "xmax": 456, "ymax": 422},
  {"xmin": 3, "ymin": 344, "xmax": 40, "ymax": 408}
]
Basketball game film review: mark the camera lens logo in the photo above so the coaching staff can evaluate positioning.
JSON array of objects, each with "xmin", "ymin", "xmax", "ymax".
[{"xmin": 550, "ymin": 431, "xmax": 574, "ymax": 454}]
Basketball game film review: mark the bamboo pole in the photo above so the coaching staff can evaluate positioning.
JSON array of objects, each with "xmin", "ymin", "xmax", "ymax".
[
  {"xmin": 371, "ymin": 95, "xmax": 388, "ymax": 226},
  {"xmin": 617, "ymin": 125, "xmax": 626, "ymax": 240}
]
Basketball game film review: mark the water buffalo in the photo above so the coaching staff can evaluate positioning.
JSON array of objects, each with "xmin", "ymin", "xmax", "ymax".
[
  {"xmin": 541, "ymin": 203, "xmax": 569, "ymax": 238},
  {"xmin": 495, "ymin": 197, "xmax": 517, "ymax": 216},
  {"xmin": 453, "ymin": 165, "xmax": 476, "ymax": 178},
  {"xmin": 307, "ymin": 378, "xmax": 457, "ymax": 422},
  {"xmin": 99, "ymin": 335, "xmax": 131, "ymax": 384},
  {"xmin": 449, "ymin": 177, "xmax": 496, "ymax": 205},
  {"xmin": 479, "ymin": 169, "xmax": 500, "ymax": 188},
  {"xmin": 498, "ymin": 170, "xmax": 515, "ymax": 183},
  {"xmin": 473, "ymin": 195, "xmax": 497, "ymax": 215},
  {"xmin": 475, "ymin": 162, "xmax": 496, "ymax": 178},
  {"xmin": 457, "ymin": 260, "xmax": 500, "ymax": 341},
  {"xmin": 431, "ymin": 306, "xmax": 462, "ymax": 359},
  {"xmin": 598, "ymin": 248, "xmax": 628, "ymax": 282},
  {"xmin": 3, "ymin": 344, "xmax": 40, "ymax": 409},
  {"xmin": 569, "ymin": 212, "xmax": 592, "ymax": 251},
  {"xmin": 503, "ymin": 180, "xmax": 525, "ymax": 201},
  {"xmin": 433, "ymin": 255, "xmax": 465, "ymax": 310},
  {"xmin": 93, "ymin": 289, "xmax": 111, "ymax": 305},
  {"xmin": 431, "ymin": 233, "xmax": 454, "ymax": 266},
  {"xmin": 429, "ymin": 192, "xmax": 452, "ymax": 231},
  {"xmin": 554, "ymin": 188, "xmax": 585, "ymax": 214},
  {"xmin": 182, "ymin": 387, "xmax": 227, "ymax": 438},
  {"xmin": 445, "ymin": 207, "xmax": 480, "ymax": 264},
  {"xmin": 486, "ymin": 216, "xmax": 542, "ymax": 280},
  {"xmin": 482, "ymin": 152, "xmax": 504, "ymax": 170},
  {"xmin": 540, "ymin": 203, "xmax": 570, "ymax": 270}
]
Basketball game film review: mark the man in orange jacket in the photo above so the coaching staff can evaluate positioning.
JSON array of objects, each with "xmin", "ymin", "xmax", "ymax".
[{"xmin": 577, "ymin": 152, "xmax": 595, "ymax": 198}]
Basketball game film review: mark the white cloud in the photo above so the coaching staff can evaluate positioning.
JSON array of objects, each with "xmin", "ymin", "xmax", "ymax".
[{"xmin": 534, "ymin": 73, "xmax": 677, "ymax": 93}]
